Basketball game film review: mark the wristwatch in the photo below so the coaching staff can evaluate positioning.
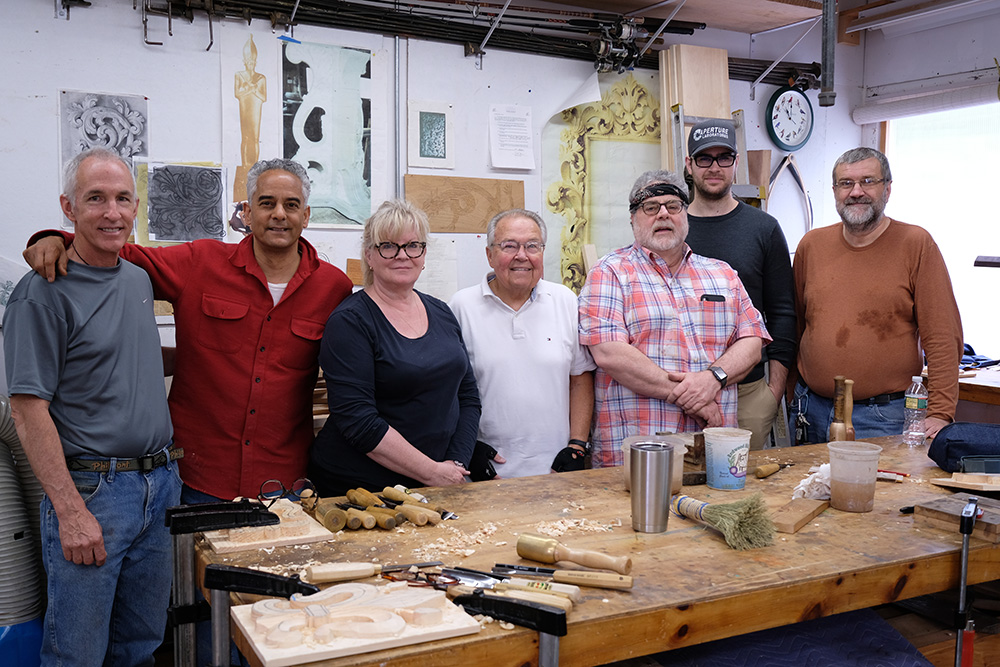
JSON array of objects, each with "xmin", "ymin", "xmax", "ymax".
[
  {"xmin": 708, "ymin": 366, "xmax": 728, "ymax": 388},
  {"xmin": 568, "ymin": 439, "xmax": 591, "ymax": 454}
]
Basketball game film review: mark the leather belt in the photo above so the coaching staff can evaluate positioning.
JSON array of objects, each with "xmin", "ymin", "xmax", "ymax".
[
  {"xmin": 854, "ymin": 391, "xmax": 905, "ymax": 406},
  {"xmin": 66, "ymin": 447, "xmax": 184, "ymax": 473}
]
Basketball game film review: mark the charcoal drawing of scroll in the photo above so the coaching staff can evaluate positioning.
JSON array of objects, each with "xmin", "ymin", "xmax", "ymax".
[{"xmin": 145, "ymin": 164, "xmax": 226, "ymax": 243}]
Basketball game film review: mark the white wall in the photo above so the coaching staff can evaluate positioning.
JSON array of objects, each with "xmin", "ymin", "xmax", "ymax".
[{"xmin": 14, "ymin": 1, "xmax": 992, "ymax": 392}]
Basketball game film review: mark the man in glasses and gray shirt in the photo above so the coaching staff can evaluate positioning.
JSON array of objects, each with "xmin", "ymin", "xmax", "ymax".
[{"xmin": 790, "ymin": 147, "xmax": 963, "ymax": 443}]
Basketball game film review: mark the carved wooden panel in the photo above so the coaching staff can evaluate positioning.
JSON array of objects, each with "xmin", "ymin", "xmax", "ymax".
[{"xmin": 403, "ymin": 174, "xmax": 524, "ymax": 234}]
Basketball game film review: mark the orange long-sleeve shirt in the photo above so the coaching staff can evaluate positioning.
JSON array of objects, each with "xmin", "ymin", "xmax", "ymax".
[{"xmin": 794, "ymin": 219, "xmax": 963, "ymax": 423}]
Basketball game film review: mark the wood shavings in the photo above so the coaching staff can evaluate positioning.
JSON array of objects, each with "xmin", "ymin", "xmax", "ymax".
[
  {"xmin": 533, "ymin": 517, "xmax": 617, "ymax": 537},
  {"xmin": 499, "ymin": 621, "xmax": 515, "ymax": 630},
  {"xmin": 409, "ymin": 522, "xmax": 503, "ymax": 561}
]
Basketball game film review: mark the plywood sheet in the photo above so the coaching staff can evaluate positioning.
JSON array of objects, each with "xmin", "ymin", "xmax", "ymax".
[
  {"xmin": 203, "ymin": 499, "xmax": 335, "ymax": 554},
  {"xmin": 660, "ymin": 44, "xmax": 731, "ymax": 171},
  {"xmin": 403, "ymin": 174, "xmax": 524, "ymax": 233},
  {"xmin": 914, "ymin": 492, "xmax": 1000, "ymax": 543},
  {"xmin": 231, "ymin": 582, "xmax": 480, "ymax": 666}
]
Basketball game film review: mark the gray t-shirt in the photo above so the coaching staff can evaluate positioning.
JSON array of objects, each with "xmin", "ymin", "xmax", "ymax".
[{"xmin": 3, "ymin": 259, "xmax": 173, "ymax": 458}]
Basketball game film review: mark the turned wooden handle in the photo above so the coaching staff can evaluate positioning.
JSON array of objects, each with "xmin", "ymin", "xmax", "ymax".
[
  {"xmin": 345, "ymin": 507, "xmax": 373, "ymax": 530},
  {"xmin": 553, "ymin": 544, "xmax": 632, "ymax": 575},
  {"xmin": 392, "ymin": 503, "xmax": 429, "ymax": 526},
  {"xmin": 844, "ymin": 379, "xmax": 856, "ymax": 441}
]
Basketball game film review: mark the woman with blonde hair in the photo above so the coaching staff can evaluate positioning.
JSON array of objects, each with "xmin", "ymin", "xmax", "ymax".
[{"xmin": 308, "ymin": 199, "xmax": 480, "ymax": 495}]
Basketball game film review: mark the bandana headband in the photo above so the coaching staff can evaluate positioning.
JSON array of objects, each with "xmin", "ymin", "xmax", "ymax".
[{"xmin": 629, "ymin": 183, "xmax": 688, "ymax": 211}]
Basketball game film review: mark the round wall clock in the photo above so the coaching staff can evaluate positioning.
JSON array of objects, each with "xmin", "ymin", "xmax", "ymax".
[{"xmin": 765, "ymin": 86, "xmax": 814, "ymax": 152}]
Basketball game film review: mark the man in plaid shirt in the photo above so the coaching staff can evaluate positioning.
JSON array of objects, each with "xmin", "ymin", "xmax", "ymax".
[{"xmin": 579, "ymin": 170, "xmax": 771, "ymax": 468}]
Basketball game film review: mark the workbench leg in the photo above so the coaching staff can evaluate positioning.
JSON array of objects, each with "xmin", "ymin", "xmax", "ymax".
[
  {"xmin": 172, "ymin": 533, "xmax": 196, "ymax": 667},
  {"xmin": 210, "ymin": 589, "xmax": 231, "ymax": 667},
  {"xmin": 539, "ymin": 632, "xmax": 559, "ymax": 667}
]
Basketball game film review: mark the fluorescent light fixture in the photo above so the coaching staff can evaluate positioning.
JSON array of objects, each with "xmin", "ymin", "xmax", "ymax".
[{"xmin": 846, "ymin": 0, "xmax": 1000, "ymax": 38}]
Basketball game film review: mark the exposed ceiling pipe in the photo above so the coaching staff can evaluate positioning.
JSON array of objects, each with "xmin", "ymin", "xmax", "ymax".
[{"xmin": 819, "ymin": 0, "xmax": 836, "ymax": 106}]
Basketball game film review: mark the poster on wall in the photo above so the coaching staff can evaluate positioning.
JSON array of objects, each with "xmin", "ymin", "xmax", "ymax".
[
  {"xmin": 136, "ymin": 162, "xmax": 227, "ymax": 243},
  {"xmin": 221, "ymin": 27, "xmax": 281, "ymax": 222},
  {"xmin": 408, "ymin": 100, "xmax": 454, "ymax": 169},
  {"xmin": 58, "ymin": 90, "xmax": 150, "ymax": 223},
  {"xmin": 283, "ymin": 40, "xmax": 372, "ymax": 227}
]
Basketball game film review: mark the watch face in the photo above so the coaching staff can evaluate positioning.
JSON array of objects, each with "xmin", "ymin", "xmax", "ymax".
[{"xmin": 766, "ymin": 87, "xmax": 814, "ymax": 152}]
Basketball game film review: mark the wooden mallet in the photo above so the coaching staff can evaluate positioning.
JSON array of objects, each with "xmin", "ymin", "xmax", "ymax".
[{"xmin": 516, "ymin": 533, "xmax": 632, "ymax": 575}]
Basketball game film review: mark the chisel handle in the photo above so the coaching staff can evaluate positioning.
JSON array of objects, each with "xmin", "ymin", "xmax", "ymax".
[
  {"xmin": 307, "ymin": 562, "xmax": 382, "ymax": 582},
  {"xmin": 393, "ymin": 503, "xmax": 429, "ymax": 526},
  {"xmin": 345, "ymin": 507, "xmax": 374, "ymax": 530},
  {"xmin": 382, "ymin": 486, "xmax": 423, "ymax": 506},
  {"xmin": 551, "ymin": 570, "xmax": 633, "ymax": 590},
  {"xmin": 363, "ymin": 506, "xmax": 398, "ymax": 530}
]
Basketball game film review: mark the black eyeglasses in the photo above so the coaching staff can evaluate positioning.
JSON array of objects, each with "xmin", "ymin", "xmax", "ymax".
[
  {"xmin": 491, "ymin": 240, "xmax": 545, "ymax": 255},
  {"xmin": 381, "ymin": 570, "xmax": 459, "ymax": 590},
  {"xmin": 375, "ymin": 241, "xmax": 427, "ymax": 259},
  {"xmin": 834, "ymin": 178, "xmax": 887, "ymax": 192},
  {"xmin": 258, "ymin": 478, "xmax": 317, "ymax": 510},
  {"xmin": 639, "ymin": 200, "xmax": 686, "ymax": 216},
  {"xmin": 692, "ymin": 153, "xmax": 736, "ymax": 168}
]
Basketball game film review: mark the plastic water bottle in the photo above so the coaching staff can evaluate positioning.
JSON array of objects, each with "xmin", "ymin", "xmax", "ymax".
[{"xmin": 902, "ymin": 375, "xmax": 928, "ymax": 446}]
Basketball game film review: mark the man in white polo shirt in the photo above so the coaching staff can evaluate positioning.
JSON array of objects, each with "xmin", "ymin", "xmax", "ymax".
[{"xmin": 450, "ymin": 209, "xmax": 595, "ymax": 477}]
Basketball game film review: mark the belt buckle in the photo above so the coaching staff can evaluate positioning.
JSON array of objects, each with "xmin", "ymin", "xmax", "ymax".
[{"xmin": 137, "ymin": 453, "xmax": 157, "ymax": 472}]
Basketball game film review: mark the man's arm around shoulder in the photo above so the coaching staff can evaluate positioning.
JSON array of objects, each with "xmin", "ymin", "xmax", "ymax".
[{"xmin": 10, "ymin": 395, "xmax": 107, "ymax": 566}]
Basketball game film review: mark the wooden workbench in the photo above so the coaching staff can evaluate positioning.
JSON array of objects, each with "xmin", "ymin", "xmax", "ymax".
[
  {"xmin": 957, "ymin": 367, "xmax": 1000, "ymax": 424},
  {"xmin": 197, "ymin": 437, "xmax": 1000, "ymax": 667}
]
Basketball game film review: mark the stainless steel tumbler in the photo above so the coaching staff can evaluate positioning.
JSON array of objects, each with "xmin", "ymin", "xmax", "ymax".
[{"xmin": 629, "ymin": 442, "xmax": 673, "ymax": 533}]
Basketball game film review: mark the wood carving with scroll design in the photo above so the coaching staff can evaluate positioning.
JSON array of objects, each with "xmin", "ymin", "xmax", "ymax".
[
  {"xmin": 403, "ymin": 174, "xmax": 524, "ymax": 234},
  {"xmin": 545, "ymin": 74, "xmax": 660, "ymax": 292},
  {"xmin": 232, "ymin": 581, "xmax": 480, "ymax": 665}
]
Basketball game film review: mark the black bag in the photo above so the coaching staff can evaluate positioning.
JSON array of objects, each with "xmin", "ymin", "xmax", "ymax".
[{"xmin": 927, "ymin": 422, "xmax": 1000, "ymax": 473}]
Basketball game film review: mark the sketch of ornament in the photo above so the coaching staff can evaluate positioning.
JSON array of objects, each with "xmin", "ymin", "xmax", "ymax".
[
  {"xmin": 147, "ymin": 165, "xmax": 225, "ymax": 242},
  {"xmin": 67, "ymin": 95, "xmax": 146, "ymax": 158}
]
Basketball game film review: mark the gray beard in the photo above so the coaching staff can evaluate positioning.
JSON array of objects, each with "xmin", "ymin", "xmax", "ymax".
[{"xmin": 838, "ymin": 197, "xmax": 885, "ymax": 234}]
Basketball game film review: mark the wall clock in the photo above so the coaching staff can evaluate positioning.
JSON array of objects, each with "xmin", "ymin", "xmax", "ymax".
[{"xmin": 765, "ymin": 86, "xmax": 814, "ymax": 152}]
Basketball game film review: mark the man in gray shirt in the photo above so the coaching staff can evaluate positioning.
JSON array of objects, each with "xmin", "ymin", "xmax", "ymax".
[{"xmin": 4, "ymin": 148, "xmax": 180, "ymax": 665}]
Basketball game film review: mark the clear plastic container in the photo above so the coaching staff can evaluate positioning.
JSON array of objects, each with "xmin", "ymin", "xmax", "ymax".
[{"xmin": 902, "ymin": 375, "xmax": 928, "ymax": 446}]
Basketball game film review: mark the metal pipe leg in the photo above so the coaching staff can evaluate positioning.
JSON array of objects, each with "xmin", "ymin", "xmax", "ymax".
[
  {"xmin": 539, "ymin": 632, "xmax": 560, "ymax": 667},
  {"xmin": 172, "ymin": 532, "xmax": 196, "ymax": 667},
  {"xmin": 210, "ymin": 588, "xmax": 231, "ymax": 667}
]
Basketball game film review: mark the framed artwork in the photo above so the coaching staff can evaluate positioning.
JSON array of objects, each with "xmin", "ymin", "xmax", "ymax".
[
  {"xmin": 408, "ymin": 100, "xmax": 454, "ymax": 169},
  {"xmin": 282, "ymin": 40, "xmax": 372, "ymax": 227}
]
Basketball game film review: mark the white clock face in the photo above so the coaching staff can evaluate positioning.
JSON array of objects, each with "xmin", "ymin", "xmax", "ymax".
[{"xmin": 770, "ymin": 91, "xmax": 812, "ymax": 147}]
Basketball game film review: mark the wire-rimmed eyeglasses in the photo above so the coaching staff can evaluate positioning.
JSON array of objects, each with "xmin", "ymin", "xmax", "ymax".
[
  {"xmin": 258, "ymin": 478, "xmax": 317, "ymax": 510},
  {"xmin": 692, "ymin": 153, "xmax": 736, "ymax": 168},
  {"xmin": 834, "ymin": 178, "xmax": 888, "ymax": 192},
  {"xmin": 381, "ymin": 570, "xmax": 459, "ymax": 590},
  {"xmin": 375, "ymin": 241, "xmax": 427, "ymax": 259},
  {"xmin": 490, "ymin": 240, "xmax": 545, "ymax": 256}
]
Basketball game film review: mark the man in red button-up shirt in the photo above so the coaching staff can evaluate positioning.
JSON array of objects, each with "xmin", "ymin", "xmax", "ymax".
[{"xmin": 25, "ymin": 158, "xmax": 354, "ymax": 500}]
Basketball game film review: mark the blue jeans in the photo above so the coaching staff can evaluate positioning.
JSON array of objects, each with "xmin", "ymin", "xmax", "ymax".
[
  {"xmin": 40, "ymin": 450, "xmax": 181, "ymax": 667},
  {"xmin": 789, "ymin": 382, "xmax": 904, "ymax": 445}
]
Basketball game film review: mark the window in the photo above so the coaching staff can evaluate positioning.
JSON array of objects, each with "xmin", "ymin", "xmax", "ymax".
[{"xmin": 885, "ymin": 103, "xmax": 1000, "ymax": 356}]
